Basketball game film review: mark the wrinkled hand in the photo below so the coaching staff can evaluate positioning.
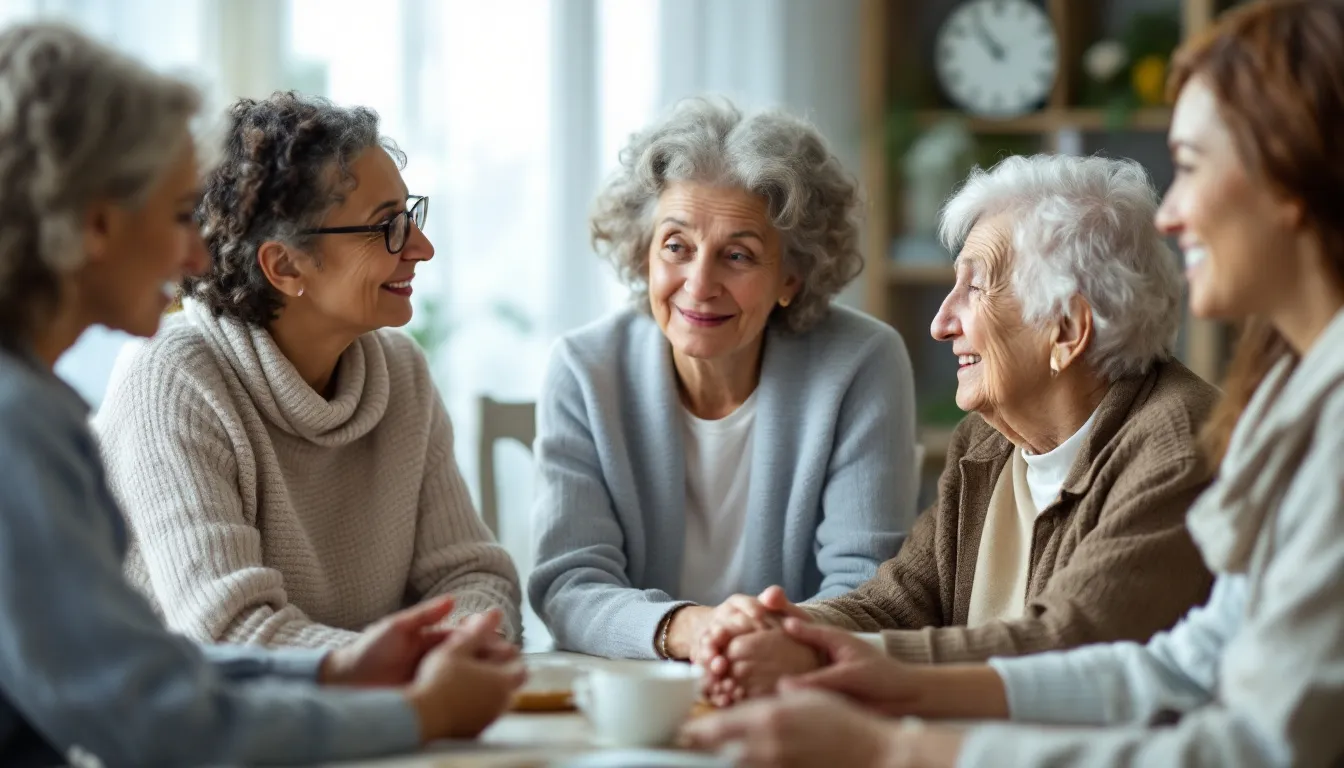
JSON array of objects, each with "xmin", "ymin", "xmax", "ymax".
[
  {"xmin": 776, "ymin": 619, "xmax": 919, "ymax": 716},
  {"xmin": 689, "ymin": 593, "xmax": 784, "ymax": 666},
  {"xmin": 696, "ymin": 586, "xmax": 814, "ymax": 703},
  {"xmin": 680, "ymin": 689, "xmax": 901, "ymax": 768},
  {"xmin": 703, "ymin": 629, "xmax": 824, "ymax": 707},
  {"xmin": 407, "ymin": 611, "xmax": 528, "ymax": 742}
]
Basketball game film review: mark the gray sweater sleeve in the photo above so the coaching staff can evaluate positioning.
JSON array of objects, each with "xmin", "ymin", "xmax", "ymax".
[
  {"xmin": 809, "ymin": 326, "xmax": 916, "ymax": 599},
  {"xmin": 527, "ymin": 345, "xmax": 681, "ymax": 659},
  {"xmin": 0, "ymin": 389, "xmax": 420, "ymax": 767}
]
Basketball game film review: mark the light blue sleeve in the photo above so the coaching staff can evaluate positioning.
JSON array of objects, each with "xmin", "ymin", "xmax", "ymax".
[
  {"xmin": 810, "ymin": 328, "xmax": 917, "ymax": 599},
  {"xmin": 527, "ymin": 344, "xmax": 682, "ymax": 659},
  {"xmin": 986, "ymin": 577, "xmax": 1238, "ymax": 727},
  {"xmin": 0, "ymin": 393, "xmax": 420, "ymax": 767},
  {"xmin": 957, "ymin": 406, "xmax": 1344, "ymax": 767},
  {"xmin": 199, "ymin": 644, "xmax": 327, "ymax": 682}
]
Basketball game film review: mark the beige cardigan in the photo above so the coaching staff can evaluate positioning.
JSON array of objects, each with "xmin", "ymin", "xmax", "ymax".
[
  {"xmin": 96, "ymin": 301, "xmax": 521, "ymax": 648},
  {"xmin": 807, "ymin": 359, "xmax": 1217, "ymax": 663}
]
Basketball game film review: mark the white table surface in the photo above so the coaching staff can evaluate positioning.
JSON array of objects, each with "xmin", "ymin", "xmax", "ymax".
[{"xmin": 328, "ymin": 652, "xmax": 719, "ymax": 768}]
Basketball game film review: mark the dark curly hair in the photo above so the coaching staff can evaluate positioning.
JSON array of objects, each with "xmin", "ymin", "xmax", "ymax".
[{"xmin": 184, "ymin": 91, "xmax": 405, "ymax": 326}]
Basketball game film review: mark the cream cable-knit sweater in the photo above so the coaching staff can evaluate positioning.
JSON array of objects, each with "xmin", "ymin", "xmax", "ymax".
[{"xmin": 94, "ymin": 300, "xmax": 521, "ymax": 648}]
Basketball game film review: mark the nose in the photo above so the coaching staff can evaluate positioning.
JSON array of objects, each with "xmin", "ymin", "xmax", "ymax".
[
  {"xmin": 1154, "ymin": 191, "xmax": 1180, "ymax": 237},
  {"xmin": 930, "ymin": 289, "xmax": 961, "ymax": 342},
  {"xmin": 402, "ymin": 222, "xmax": 435, "ymax": 262},
  {"xmin": 682, "ymin": 252, "xmax": 720, "ymax": 302}
]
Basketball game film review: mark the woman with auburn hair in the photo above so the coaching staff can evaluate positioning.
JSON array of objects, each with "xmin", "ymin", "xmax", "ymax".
[{"xmin": 680, "ymin": 1, "xmax": 1344, "ymax": 765}]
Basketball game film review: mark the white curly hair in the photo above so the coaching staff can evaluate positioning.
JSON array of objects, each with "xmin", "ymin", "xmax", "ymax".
[{"xmin": 938, "ymin": 154, "xmax": 1183, "ymax": 381}]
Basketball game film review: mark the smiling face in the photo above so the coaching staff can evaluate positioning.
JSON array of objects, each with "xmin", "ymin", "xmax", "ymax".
[
  {"xmin": 287, "ymin": 147, "xmax": 433, "ymax": 333},
  {"xmin": 647, "ymin": 181, "xmax": 798, "ymax": 364},
  {"xmin": 930, "ymin": 214, "xmax": 1052, "ymax": 417},
  {"xmin": 78, "ymin": 136, "xmax": 210, "ymax": 338},
  {"xmin": 1155, "ymin": 77, "xmax": 1303, "ymax": 321}
]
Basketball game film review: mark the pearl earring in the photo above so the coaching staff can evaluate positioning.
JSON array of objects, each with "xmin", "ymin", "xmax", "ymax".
[
  {"xmin": 1049, "ymin": 355, "xmax": 1060, "ymax": 377},
  {"xmin": 778, "ymin": 296, "xmax": 791, "ymax": 308},
  {"xmin": 297, "ymin": 288, "xmax": 304, "ymax": 297}
]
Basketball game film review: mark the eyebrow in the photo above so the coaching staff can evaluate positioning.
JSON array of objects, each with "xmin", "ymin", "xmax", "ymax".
[
  {"xmin": 366, "ymin": 198, "xmax": 403, "ymax": 222},
  {"xmin": 729, "ymin": 229, "xmax": 764, "ymax": 242}
]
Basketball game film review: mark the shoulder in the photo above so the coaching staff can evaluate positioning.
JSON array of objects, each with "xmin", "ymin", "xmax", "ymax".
[
  {"xmin": 96, "ymin": 316, "xmax": 232, "ymax": 429},
  {"xmin": 107, "ymin": 313, "xmax": 227, "ymax": 395},
  {"xmin": 780, "ymin": 304, "xmax": 908, "ymax": 360},
  {"xmin": 552, "ymin": 305, "xmax": 661, "ymax": 366},
  {"xmin": 544, "ymin": 306, "xmax": 666, "ymax": 391},
  {"xmin": 0, "ymin": 352, "xmax": 93, "ymax": 471},
  {"xmin": 1114, "ymin": 358, "xmax": 1220, "ymax": 463}
]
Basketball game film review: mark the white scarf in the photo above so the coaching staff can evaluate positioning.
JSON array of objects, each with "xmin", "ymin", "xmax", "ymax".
[{"xmin": 1187, "ymin": 310, "xmax": 1344, "ymax": 573}]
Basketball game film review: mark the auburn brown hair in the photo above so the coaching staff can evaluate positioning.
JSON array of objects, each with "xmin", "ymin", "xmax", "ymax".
[{"xmin": 1167, "ymin": 0, "xmax": 1344, "ymax": 466}]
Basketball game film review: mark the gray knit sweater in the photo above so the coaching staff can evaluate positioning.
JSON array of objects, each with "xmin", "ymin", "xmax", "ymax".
[{"xmin": 95, "ymin": 300, "xmax": 521, "ymax": 647}]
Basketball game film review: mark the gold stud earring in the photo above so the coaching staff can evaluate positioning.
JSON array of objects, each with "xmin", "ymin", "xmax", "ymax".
[
  {"xmin": 1049, "ymin": 354, "xmax": 1060, "ymax": 377},
  {"xmin": 778, "ymin": 296, "xmax": 791, "ymax": 308}
]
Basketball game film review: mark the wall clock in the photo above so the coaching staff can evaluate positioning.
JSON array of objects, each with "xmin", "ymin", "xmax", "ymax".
[{"xmin": 935, "ymin": 0, "xmax": 1059, "ymax": 118}]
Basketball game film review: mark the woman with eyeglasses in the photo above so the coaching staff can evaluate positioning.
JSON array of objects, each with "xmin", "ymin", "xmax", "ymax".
[{"xmin": 95, "ymin": 91, "xmax": 523, "ymax": 650}]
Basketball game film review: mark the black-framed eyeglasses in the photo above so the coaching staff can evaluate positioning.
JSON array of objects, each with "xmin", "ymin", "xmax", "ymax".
[{"xmin": 300, "ymin": 195, "xmax": 428, "ymax": 254}]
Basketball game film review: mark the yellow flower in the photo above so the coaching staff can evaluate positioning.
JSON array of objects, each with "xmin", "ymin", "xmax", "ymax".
[{"xmin": 1132, "ymin": 55, "xmax": 1168, "ymax": 105}]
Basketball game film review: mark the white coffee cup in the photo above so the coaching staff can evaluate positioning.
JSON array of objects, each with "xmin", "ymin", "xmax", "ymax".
[{"xmin": 573, "ymin": 663, "xmax": 703, "ymax": 747}]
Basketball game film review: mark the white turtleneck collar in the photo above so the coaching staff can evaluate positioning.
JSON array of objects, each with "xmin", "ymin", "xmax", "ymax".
[{"xmin": 1020, "ymin": 407, "xmax": 1100, "ymax": 512}]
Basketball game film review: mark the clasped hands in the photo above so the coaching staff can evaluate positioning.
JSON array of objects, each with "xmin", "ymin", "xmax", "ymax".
[{"xmin": 318, "ymin": 595, "xmax": 526, "ymax": 742}]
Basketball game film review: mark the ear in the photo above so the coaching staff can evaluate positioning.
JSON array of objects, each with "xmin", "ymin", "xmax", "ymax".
[
  {"xmin": 257, "ymin": 240, "xmax": 308, "ymax": 298},
  {"xmin": 81, "ymin": 200, "xmax": 119, "ymax": 265},
  {"xmin": 1050, "ymin": 295, "xmax": 1094, "ymax": 374},
  {"xmin": 781, "ymin": 270, "xmax": 802, "ymax": 304}
]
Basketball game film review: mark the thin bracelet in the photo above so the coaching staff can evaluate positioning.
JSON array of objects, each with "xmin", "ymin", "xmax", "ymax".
[{"xmin": 656, "ymin": 604, "xmax": 692, "ymax": 660}]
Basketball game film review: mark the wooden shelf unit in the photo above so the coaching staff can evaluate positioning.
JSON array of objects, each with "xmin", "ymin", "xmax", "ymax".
[
  {"xmin": 861, "ymin": 0, "xmax": 1236, "ymax": 471},
  {"xmin": 914, "ymin": 107, "xmax": 1174, "ymax": 134}
]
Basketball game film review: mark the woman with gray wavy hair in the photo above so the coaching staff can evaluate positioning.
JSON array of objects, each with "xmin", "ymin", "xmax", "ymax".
[
  {"xmin": 696, "ymin": 153, "xmax": 1220, "ymax": 705},
  {"xmin": 0, "ymin": 23, "xmax": 522, "ymax": 766},
  {"xmin": 528, "ymin": 97, "xmax": 919, "ymax": 660}
]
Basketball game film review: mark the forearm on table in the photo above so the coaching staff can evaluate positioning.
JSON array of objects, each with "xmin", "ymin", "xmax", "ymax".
[{"xmin": 907, "ymin": 664, "xmax": 1009, "ymax": 721}]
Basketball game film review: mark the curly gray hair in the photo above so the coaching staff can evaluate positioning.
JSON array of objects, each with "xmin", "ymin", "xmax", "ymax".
[
  {"xmin": 0, "ymin": 22, "xmax": 200, "ymax": 345},
  {"xmin": 591, "ymin": 97, "xmax": 863, "ymax": 332},
  {"xmin": 939, "ymin": 154, "xmax": 1182, "ymax": 382}
]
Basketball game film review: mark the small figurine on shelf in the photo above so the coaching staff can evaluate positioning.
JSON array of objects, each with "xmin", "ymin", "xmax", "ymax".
[{"xmin": 1081, "ymin": 11, "xmax": 1181, "ymax": 130}]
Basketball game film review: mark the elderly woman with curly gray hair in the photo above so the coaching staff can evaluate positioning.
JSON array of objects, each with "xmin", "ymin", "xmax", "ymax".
[
  {"xmin": 528, "ymin": 97, "xmax": 920, "ymax": 660},
  {"xmin": 94, "ymin": 91, "xmax": 522, "ymax": 649}
]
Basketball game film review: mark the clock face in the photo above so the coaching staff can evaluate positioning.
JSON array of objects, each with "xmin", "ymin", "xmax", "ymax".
[{"xmin": 935, "ymin": 0, "xmax": 1059, "ymax": 118}]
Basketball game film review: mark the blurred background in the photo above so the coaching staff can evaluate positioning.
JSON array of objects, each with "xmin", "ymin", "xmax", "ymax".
[{"xmin": 2, "ymin": 0, "xmax": 1247, "ymax": 641}]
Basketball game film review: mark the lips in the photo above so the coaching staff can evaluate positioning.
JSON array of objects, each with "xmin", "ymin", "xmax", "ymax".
[
  {"xmin": 676, "ymin": 307, "xmax": 733, "ymax": 327},
  {"xmin": 381, "ymin": 276, "xmax": 414, "ymax": 297},
  {"xmin": 956, "ymin": 353, "xmax": 982, "ymax": 370}
]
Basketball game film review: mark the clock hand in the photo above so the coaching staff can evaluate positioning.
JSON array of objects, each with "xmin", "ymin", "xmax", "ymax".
[{"xmin": 972, "ymin": 7, "xmax": 1006, "ymax": 61}]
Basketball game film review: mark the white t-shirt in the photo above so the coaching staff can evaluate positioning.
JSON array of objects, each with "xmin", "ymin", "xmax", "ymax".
[{"xmin": 678, "ymin": 390, "xmax": 758, "ymax": 606}]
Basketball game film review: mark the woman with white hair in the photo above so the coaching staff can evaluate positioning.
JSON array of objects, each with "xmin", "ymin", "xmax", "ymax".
[
  {"xmin": 695, "ymin": 153, "xmax": 1219, "ymax": 704},
  {"xmin": 0, "ymin": 23, "xmax": 522, "ymax": 766},
  {"xmin": 528, "ymin": 97, "xmax": 919, "ymax": 659}
]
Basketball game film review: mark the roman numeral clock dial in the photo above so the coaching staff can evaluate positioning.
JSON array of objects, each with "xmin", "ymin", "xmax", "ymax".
[{"xmin": 935, "ymin": 0, "xmax": 1059, "ymax": 118}]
